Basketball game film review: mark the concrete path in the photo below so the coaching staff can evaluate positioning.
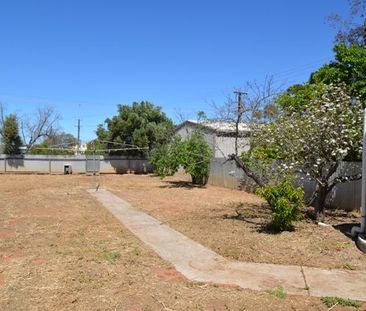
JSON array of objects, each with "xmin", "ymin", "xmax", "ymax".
[{"xmin": 89, "ymin": 189, "xmax": 366, "ymax": 301}]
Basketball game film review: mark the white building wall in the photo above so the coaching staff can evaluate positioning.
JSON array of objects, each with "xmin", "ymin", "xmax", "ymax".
[
  {"xmin": 176, "ymin": 124, "xmax": 216, "ymax": 156},
  {"xmin": 176, "ymin": 124, "xmax": 196, "ymax": 139},
  {"xmin": 176, "ymin": 123, "xmax": 251, "ymax": 158},
  {"xmin": 214, "ymin": 136, "xmax": 250, "ymax": 158}
]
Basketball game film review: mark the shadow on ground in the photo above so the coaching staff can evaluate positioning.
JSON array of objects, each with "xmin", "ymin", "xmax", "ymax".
[
  {"xmin": 222, "ymin": 203, "xmax": 291, "ymax": 234},
  {"xmin": 159, "ymin": 181, "xmax": 206, "ymax": 190},
  {"xmin": 333, "ymin": 222, "xmax": 358, "ymax": 241}
]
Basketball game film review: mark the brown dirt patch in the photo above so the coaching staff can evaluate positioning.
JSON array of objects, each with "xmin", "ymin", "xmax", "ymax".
[
  {"xmin": 0, "ymin": 174, "xmax": 359, "ymax": 310},
  {"xmin": 0, "ymin": 229, "xmax": 14, "ymax": 240},
  {"xmin": 0, "ymin": 250, "xmax": 25, "ymax": 264},
  {"xmin": 152, "ymin": 267, "xmax": 187, "ymax": 283},
  {"xmin": 32, "ymin": 257, "xmax": 48, "ymax": 265}
]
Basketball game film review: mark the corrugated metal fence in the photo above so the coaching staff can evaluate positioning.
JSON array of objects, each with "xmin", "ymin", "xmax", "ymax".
[
  {"xmin": 208, "ymin": 158, "xmax": 361, "ymax": 211},
  {"xmin": 0, "ymin": 154, "xmax": 153, "ymax": 174}
]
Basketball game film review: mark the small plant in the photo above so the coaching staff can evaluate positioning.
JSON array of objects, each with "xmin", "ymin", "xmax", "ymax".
[
  {"xmin": 321, "ymin": 296, "xmax": 361, "ymax": 308},
  {"xmin": 133, "ymin": 247, "xmax": 141, "ymax": 256},
  {"xmin": 104, "ymin": 251, "xmax": 121, "ymax": 264},
  {"xmin": 342, "ymin": 263, "xmax": 359, "ymax": 270},
  {"xmin": 257, "ymin": 178, "xmax": 303, "ymax": 231},
  {"xmin": 267, "ymin": 285, "xmax": 287, "ymax": 299}
]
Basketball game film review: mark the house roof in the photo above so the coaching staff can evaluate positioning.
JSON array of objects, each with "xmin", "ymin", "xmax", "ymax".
[{"xmin": 175, "ymin": 120, "xmax": 251, "ymax": 134}]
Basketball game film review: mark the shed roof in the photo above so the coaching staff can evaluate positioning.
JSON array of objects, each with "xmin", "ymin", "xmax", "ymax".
[{"xmin": 175, "ymin": 120, "xmax": 250, "ymax": 134}]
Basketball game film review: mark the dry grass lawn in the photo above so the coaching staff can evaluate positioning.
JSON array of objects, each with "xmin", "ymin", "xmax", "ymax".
[
  {"xmin": 99, "ymin": 174, "xmax": 366, "ymax": 271},
  {"xmin": 0, "ymin": 174, "xmax": 364, "ymax": 310}
]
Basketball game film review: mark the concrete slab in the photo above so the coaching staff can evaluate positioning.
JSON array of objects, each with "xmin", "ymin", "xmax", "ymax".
[
  {"xmin": 303, "ymin": 266, "xmax": 366, "ymax": 301},
  {"xmin": 89, "ymin": 189, "xmax": 366, "ymax": 301}
]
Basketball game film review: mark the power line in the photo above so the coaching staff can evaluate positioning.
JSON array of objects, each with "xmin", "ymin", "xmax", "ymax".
[
  {"xmin": 32, "ymin": 146, "xmax": 149, "ymax": 152},
  {"xmin": 0, "ymin": 57, "xmax": 332, "ymax": 109},
  {"xmin": 94, "ymin": 147, "xmax": 149, "ymax": 152},
  {"xmin": 97, "ymin": 140, "xmax": 146, "ymax": 149},
  {"xmin": 269, "ymin": 57, "xmax": 329, "ymax": 79}
]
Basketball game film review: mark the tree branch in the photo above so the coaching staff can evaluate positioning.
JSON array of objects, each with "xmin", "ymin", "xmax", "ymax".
[
  {"xmin": 228, "ymin": 154, "xmax": 268, "ymax": 187},
  {"xmin": 21, "ymin": 106, "xmax": 61, "ymax": 152},
  {"xmin": 329, "ymin": 173, "xmax": 362, "ymax": 191}
]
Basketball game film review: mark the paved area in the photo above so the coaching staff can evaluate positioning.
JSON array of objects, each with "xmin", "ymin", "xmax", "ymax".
[{"xmin": 89, "ymin": 189, "xmax": 366, "ymax": 301}]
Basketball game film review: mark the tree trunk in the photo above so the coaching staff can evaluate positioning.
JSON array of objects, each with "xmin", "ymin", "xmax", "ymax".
[
  {"xmin": 314, "ymin": 185, "xmax": 328, "ymax": 222},
  {"xmin": 191, "ymin": 175, "xmax": 199, "ymax": 185},
  {"xmin": 191, "ymin": 175, "xmax": 208, "ymax": 185}
]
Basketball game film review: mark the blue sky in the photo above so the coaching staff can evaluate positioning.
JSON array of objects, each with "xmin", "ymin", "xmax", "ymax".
[{"xmin": 0, "ymin": 0, "xmax": 348, "ymax": 142}]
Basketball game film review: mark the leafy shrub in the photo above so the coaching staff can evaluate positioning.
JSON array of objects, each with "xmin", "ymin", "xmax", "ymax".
[
  {"xmin": 150, "ymin": 138, "xmax": 182, "ymax": 177},
  {"xmin": 151, "ymin": 131, "xmax": 211, "ymax": 185},
  {"xmin": 257, "ymin": 178, "xmax": 303, "ymax": 231},
  {"xmin": 183, "ymin": 131, "xmax": 211, "ymax": 185}
]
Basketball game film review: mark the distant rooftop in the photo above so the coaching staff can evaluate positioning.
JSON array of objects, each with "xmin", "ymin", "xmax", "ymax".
[{"xmin": 176, "ymin": 120, "xmax": 251, "ymax": 133}]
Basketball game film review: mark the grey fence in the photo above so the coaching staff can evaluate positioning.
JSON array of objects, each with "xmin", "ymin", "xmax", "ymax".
[
  {"xmin": 1, "ymin": 154, "xmax": 361, "ymax": 211},
  {"xmin": 86, "ymin": 155, "xmax": 100, "ymax": 173},
  {"xmin": 208, "ymin": 158, "xmax": 361, "ymax": 211},
  {"xmin": 0, "ymin": 154, "xmax": 153, "ymax": 175},
  {"xmin": 209, "ymin": 158, "xmax": 245, "ymax": 189}
]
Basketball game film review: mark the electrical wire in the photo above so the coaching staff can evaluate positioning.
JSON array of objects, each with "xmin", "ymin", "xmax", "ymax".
[
  {"xmin": 32, "ymin": 146, "xmax": 148, "ymax": 152},
  {"xmin": 97, "ymin": 140, "xmax": 143, "ymax": 148}
]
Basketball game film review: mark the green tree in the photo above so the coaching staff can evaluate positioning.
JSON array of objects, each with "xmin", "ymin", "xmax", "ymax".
[
  {"xmin": 28, "ymin": 140, "xmax": 74, "ymax": 155},
  {"xmin": 3, "ymin": 114, "xmax": 22, "ymax": 154},
  {"xmin": 151, "ymin": 131, "xmax": 212, "ymax": 185},
  {"xmin": 29, "ymin": 131, "xmax": 78, "ymax": 155},
  {"xmin": 230, "ymin": 3, "xmax": 366, "ymax": 225},
  {"xmin": 46, "ymin": 131, "xmax": 78, "ymax": 148},
  {"xmin": 95, "ymin": 101, "xmax": 174, "ymax": 156},
  {"xmin": 310, "ymin": 44, "xmax": 366, "ymax": 105},
  {"xmin": 275, "ymin": 43, "xmax": 366, "ymax": 112},
  {"xmin": 275, "ymin": 83, "xmax": 325, "ymax": 112}
]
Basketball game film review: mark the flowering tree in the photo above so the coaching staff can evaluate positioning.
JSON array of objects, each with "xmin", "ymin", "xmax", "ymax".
[{"xmin": 232, "ymin": 83, "xmax": 363, "ymax": 221}]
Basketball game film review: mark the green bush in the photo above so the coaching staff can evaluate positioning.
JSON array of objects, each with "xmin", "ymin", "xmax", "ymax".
[
  {"xmin": 150, "ymin": 136, "xmax": 185, "ymax": 177},
  {"xmin": 257, "ymin": 178, "xmax": 303, "ymax": 231},
  {"xmin": 183, "ymin": 131, "xmax": 211, "ymax": 185},
  {"xmin": 151, "ymin": 131, "xmax": 211, "ymax": 185}
]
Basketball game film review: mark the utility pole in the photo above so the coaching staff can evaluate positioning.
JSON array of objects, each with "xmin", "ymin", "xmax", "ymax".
[
  {"xmin": 77, "ymin": 119, "xmax": 80, "ymax": 155},
  {"xmin": 233, "ymin": 90, "xmax": 247, "ymax": 155}
]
